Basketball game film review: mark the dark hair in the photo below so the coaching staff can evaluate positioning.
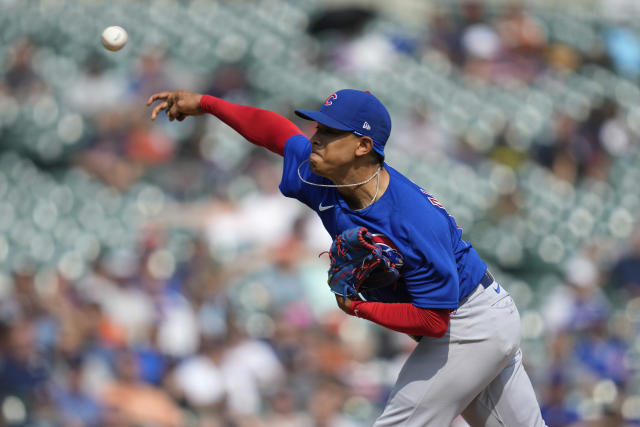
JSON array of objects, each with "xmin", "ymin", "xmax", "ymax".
[{"xmin": 371, "ymin": 150, "xmax": 384, "ymax": 164}]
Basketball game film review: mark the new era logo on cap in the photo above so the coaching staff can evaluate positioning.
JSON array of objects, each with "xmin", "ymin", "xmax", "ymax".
[{"xmin": 294, "ymin": 89, "xmax": 392, "ymax": 157}]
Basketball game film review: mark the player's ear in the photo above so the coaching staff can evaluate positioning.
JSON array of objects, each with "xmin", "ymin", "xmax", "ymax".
[{"xmin": 354, "ymin": 136, "xmax": 374, "ymax": 158}]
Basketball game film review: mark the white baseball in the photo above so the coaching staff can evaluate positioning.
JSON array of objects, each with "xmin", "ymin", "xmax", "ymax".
[{"xmin": 101, "ymin": 26, "xmax": 128, "ymax": 51}]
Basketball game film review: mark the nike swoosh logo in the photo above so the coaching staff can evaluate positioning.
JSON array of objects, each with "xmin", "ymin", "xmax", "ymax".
[
  {"xmin": 494, "ymin": 284, "xmax": 501, "ymax": 294},
  {"xmin": 319, "ymin": 203, "xmax": 334, "ymax": 212}
]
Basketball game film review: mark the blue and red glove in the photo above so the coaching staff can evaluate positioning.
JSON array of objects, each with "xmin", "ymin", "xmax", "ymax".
[{"xmin": 327, "ymin": 227, "xmax": 401, "ymax": 301}]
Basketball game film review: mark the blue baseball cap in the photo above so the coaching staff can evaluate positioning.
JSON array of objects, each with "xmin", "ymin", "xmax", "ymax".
[{"xmin": 295, "ymin": 89, "xmax": 392, "ymax": 157}]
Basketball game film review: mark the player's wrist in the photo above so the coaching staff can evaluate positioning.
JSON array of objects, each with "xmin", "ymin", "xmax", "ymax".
[
  {"xmin": 200, "ymin": 94, "xmax": 223, "ymax": 115},
  {"xmin": 350, "ymin": 300, "xmax": 365, "ymax": 316},
  {"xmin": 199, "ymin": 94, "xmax": 211, "ymax": 113},
  {"xmin": 196, "ymin": 94, "xmax": 204, "ymax": 114}
]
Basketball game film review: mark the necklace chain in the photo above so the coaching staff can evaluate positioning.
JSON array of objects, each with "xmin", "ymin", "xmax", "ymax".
[
  {"xmin": 368, "ymin": 170, "xmax": 380, "ymax": 208},
  {"xmin": 297, "ymin": 159, "xmax": 381, "ymax": 188},
  {"xmin": 297, "ymin": 159, "xmax": 382, "ymax": 209}
]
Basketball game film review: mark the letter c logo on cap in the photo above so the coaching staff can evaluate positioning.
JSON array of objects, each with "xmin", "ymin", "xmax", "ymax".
[{"xmin": 324, "ymin": 93, "xmax": 338, "ymax": 106}]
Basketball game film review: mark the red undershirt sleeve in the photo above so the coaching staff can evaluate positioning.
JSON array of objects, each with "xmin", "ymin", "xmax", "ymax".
[
  {"xmin": 200, "ymin": 94, "xmax": 303, "ymax": 156},
  {"xmin": 349, "ymin": 301, "xmax": 450, "ymax": 338}
]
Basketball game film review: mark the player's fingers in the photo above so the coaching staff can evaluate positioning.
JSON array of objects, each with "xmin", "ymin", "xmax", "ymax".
[
  {"xmin": 151, "ymin": 101, "xmax": 169, "ymax": 120},
  {"xmin": 167, "ymin": 103, "xmax": 181, "ymax": 121},
  {"xmin": 176, "ymin": 113, "xmax": 186, "ymax": 122},
  {"xmin": 147, "ymin": 92, "xmax": 170, "ymax": 106}
]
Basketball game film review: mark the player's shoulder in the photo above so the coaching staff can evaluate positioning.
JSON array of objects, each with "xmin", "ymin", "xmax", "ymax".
[
  {"xmin": 283, "ymin": 133, "xmax": 311, "ymax": 157},
  {"xmin": 385, "ymin": 165, "xmax": 454, "ymax": 240},
  {"xmin": 386, "ymin": 166, "xmax": 441, "ymax": 211}
]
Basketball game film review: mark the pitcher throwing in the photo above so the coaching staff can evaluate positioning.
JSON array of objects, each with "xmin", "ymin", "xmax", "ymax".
[{"xmin": 148, "ymin": 88, "xmax": 547, "ymax": 426}]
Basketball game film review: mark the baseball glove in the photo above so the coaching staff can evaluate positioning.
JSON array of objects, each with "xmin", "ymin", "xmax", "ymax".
[{"xmin": 327, "ymin": 226, "xmax": 401, "ymax": 301}]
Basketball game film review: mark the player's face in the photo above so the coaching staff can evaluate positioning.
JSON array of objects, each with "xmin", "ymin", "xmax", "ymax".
[{"xmin": 308, "ymin": 123, "xmax": 362, "ymax": 178}]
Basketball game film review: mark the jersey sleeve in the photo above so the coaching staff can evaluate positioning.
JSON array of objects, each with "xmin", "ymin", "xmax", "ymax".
[
  {"xmin": 399, "ymin": 203, "xmax": 462, "ymax": 309},
  {"xmin": 200, "ymin": 95, "xmax": 301, "ymax": 156},
  {"xmin": 278, "ymin": 135, "xmax": 331, "ymax": 209},
  {"xmin": 350, "ymin": 301, "xmax": 450, "ymax": 337}
]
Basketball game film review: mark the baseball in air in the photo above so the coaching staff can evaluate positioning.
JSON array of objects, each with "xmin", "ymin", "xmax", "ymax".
[{"xmin": 101, "ymin": 26, "xmax": 128, "ymax": 51}]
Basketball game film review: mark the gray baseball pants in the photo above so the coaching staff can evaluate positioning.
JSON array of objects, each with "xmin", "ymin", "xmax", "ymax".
[{"xmin": 374, "ymin": 280, "xmax": 547, "ymax": 427}]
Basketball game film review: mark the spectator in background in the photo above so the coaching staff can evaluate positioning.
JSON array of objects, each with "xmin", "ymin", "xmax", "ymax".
[
  {"xmin": 540, "ymin": 373, "xmax": 581, "ymax": 427},
  {"xmin": 308, "ymin": 375, "xmax": 359, "ymax": 427},
  {"xmin": 101, "ymin": 350, "xmax": 184, "ymax": 427},
  {"xmin": 203, "ymin": 63, "xmax": 252, "ymax": 104},
  {"xmin": 52, "ymin": 356, "xmax": 103, "ymax": 427},
  {"xmin": 572, "ymin": 312, "xmax": 629, "ymax": 387},
  {"xmin": 543, "ymin": 255, "xmax": 610, "ymax": 334},
  {"xmin": 493, "ymin": 4, "xmax": 547, "ymax": 83},
  {"xmin": 83, "ymin": 261, "xmax": 156, "ymax": 348},
  {"xmin": 131, "ymin": 325, "xmax": 168, "ymax": 386},
  {"xmin": 124, "ymin": 118, "xmax": 177, "ymax": 166},
  {"xmin": 127, "ymin": 49, "xmax": 176, "ymax": 102},
  {"xmin": 574, "ymin": 100, "xmax": 617, "ymax": 181},
  {"xmin": 539, "ymin": 331, "xmax": 582, "ymax": 427},
  {"xmin": 204, "ymin": 157, "xmax": 306, "ymax": 256},
  {"xmin": 610, "ymin": 227, "xmax": 640, "ymax": 297},
  {"xmin": 66, "ymin": 53, "xmax": 127, "ymax": 116},
  {"xmin": 496, "ymin": 5, "xmax": 547, "ymax": 56},
  {"xmin": 599, "ymin": 100, "xmax": 632, "ymax": 158},
  {"xmin": 393, "ymin": 104, "xmax": 453, "ymax": 159},
  {"xmin": 534, "ymin": 114, "xmax": 583, "ymax": 184},
  {"xmin": 3, "ymin": 38, "xmax": 45, "ymax": 97},
  {"xmin": 0, "ymin": 320, "xmax": 50, "ymax": 425},
  {"xmin": 424, "ymin": 10, "xmax": 462, "ymax": 64},
  {"xmin": 263, "ymin": 386, "xmax": 313, "ymax": 427},
  {"xmin": 459, "ymin": 14, "xmax": 501, "ymax": 80},
  {"xmin": 545, "ymin": 43, "xmax": 582, "ymax": 73},
  {"xmin": 603, "ymin": 25, "xmax": 640, "ymax": 78},
  {"xmin": 74, "ymin": 114, "xmax": 146, "ymax": 190},
  {"xmin": 540, "ymin": 254, "xmax": 630, "ymax": 424},
  {"xmin": 169, "ymin": 336, "xmax": 228, "ymax": 413},
  {"xmin": 218, "ymin": 321, "xmax": 286, "ymax": 417},
  {"xmin": 450, "ymin": 0, "xmax": 488, "ymax": 67}
]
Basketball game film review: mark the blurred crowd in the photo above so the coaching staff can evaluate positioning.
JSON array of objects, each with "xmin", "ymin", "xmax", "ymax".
[
  {"xmin": 1, "ymin": 1, "xmax": 640, "ymax": 426},
  {"xmin": 313, "ymin": 1, "xmax": 637, "ymax": 185}
]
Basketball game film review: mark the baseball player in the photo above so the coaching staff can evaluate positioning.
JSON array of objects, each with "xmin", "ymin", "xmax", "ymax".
[{"xmin": 147, "ymin": 89, "xmax": 547, "ymax": 426}]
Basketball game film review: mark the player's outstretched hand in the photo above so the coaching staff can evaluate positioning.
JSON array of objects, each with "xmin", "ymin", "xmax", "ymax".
[{"xmin": 147, "ymin": 90, "xmax": 204, "ymax": 121}]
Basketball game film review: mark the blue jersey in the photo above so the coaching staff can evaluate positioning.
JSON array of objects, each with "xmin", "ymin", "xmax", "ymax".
[{"xmin": 279, "ymin": 135, "xmax": 487, "ymax": 309}]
